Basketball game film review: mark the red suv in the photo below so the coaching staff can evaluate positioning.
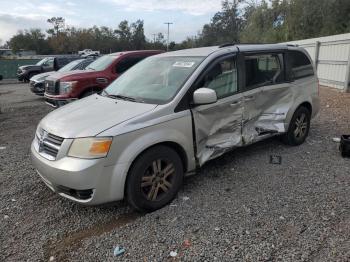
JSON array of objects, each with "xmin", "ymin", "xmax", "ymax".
[{"xmin": 44, "ymin": 50, "xmax": 163, "ymax": 107}]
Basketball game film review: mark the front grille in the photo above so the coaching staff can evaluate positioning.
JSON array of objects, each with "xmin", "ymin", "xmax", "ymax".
[
  {"xmin": 36, "ymin": 129, "xmax": 64, "ymax": 160},
  {"xmin": 45, "ymin": 80, "xmax": 59, "ymax": 95}
]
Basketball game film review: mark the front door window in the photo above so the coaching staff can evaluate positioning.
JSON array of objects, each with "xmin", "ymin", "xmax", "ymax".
[{"xmin": 197, "ymin": 57, "xmax": 238, "ymax": 99}]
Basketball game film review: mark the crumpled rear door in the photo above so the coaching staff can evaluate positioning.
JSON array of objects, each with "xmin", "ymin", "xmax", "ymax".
[
  {"xmin": 241, "ymin": 52, "xmax": 291, "ymax": 144},
  {"xmin": 242, "ymin": 83, "xmax": 292, "ymax": 144}
]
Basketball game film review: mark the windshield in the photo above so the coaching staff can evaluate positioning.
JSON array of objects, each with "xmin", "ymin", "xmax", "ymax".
[
  {"xmin": 104, "ymin": 56, "xmax": 204, "ymax": 104},
  {"xmin": 58, "ymin": 59, "xmax": 83, "ymax": 72},
  {"xmin": 36, "ymin": 57, "xmax": 53, "ymax": 66},
  {"xmin": 86, "ymin": 55, "xmax": 116, "ymax": 71}
]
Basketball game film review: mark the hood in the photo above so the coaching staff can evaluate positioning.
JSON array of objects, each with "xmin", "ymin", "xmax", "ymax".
[
  {"xmin": 30, "ymin": 72, "xmax": 53, "ymax": 82},
  {"xmin": 19, "ymin": 65, "xmax": 42, "ymax": 71},
  {"xmin": 40, "ymin": 94, "xmax": 157, "ymax": 138},
  {"xmin": 47, "ymin": 69, "xmax": 96, "ymax": 81}
]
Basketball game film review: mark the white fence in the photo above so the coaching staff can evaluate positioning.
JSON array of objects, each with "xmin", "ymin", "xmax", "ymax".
[{"xmin": 286, "ymin": 33, "xmax": 350, "ymax": 92}]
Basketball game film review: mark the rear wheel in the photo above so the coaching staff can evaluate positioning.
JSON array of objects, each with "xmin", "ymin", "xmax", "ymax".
[
  {"xmin": 126, "ymin": 146, "xmax": 184, "ymax": 212},
  {"xmin": 282, "ymin": 106, "xmax": 311, "ymax": 146}
]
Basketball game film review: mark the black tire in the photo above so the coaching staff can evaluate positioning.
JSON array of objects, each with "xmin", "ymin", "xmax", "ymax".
[
  {"xmin": 25, "ymin": 73, "xmax": 34, "ymax": 83},
  {"xmin": 282, "ymin": 106, "xmax": 311, "ymax": 146},
  {"xmin": 126, "ymin": 145, "xmax": 184, "ymax": 212}
]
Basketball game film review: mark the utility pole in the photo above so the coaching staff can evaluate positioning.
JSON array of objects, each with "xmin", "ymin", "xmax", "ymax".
[
  {"xmin": 152, "ymin": 34, "xmax": 157, "ymax": 48},
  {"xmin": 164, "ymin": 22, "xmax": 173, "ymax": 51}
]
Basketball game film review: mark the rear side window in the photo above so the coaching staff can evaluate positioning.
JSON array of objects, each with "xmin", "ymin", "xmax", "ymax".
[
  {"xmin": 244, "ymin": 54, "xmax": 282, "ymax": 89},
  {"xmin": 116, "ymin": 56, "xmax": 146, "ymax": 74},
  {"xmin": 77, "ymin": 59, "xmax": 93, "ymax": 70},
  {"xmin": 289, "ymin": 50, "xmax": 314, "ymax": 79}
]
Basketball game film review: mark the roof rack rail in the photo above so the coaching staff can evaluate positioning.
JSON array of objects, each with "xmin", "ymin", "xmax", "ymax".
[
  {"xmin": 286, "ymin": 44, "xmax": 299, "ymax": 47},
  {"xmin": 219, "ymin": 43, "xmax": 236, "ymax": 48}
]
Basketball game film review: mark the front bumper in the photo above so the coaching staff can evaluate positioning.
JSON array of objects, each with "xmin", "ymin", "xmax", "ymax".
[
  {"xmin": 44, "ymin": 94, "xmax": 78, "ymax": 108},
  {"xmin": 31, "ymin": 141, "xmax": 128, "ymax": 205},
  {"xmin": 17, "ymin": 72, "xmax": 26, "ymax": 81},
  {"xmin": 30, "ymin": 81, "xmax": 45, "ymax": 95}
]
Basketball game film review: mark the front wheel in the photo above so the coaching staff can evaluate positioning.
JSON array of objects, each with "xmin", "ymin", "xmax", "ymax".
[
  {"xmin": 126, "ymin": 145, "xmax": 184, "ymax": 212},
  {"xmin": 282, "ymin": 106, "xmax": 311, "ymax": 146}
]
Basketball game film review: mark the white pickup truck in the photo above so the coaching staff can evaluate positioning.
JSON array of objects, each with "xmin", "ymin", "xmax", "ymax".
[{"xmin": 78, "ymin": 49, "xmax": 100, "ymax": 57}]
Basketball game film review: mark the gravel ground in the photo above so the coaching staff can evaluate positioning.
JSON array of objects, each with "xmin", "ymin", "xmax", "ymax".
[{"xmin": 0, "ymin": 83, "xmax": 349, "ymax": 261}]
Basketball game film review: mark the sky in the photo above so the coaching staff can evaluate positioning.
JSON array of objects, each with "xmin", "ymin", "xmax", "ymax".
[{"xmin": 0, "ymin": 0, "xmax": 224, "ymax": 45}]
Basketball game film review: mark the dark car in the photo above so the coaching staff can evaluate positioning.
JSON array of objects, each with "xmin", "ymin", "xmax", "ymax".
[
  {"xmin": 30, "ymin": 58, "xmax": 95, "ymax": 96},
  {"xmin": 0, "ymin": 75, "xmax": 2, "ymax": 81},
  {"xmin": 17, "ymin": 56, "xmax": 80, "ymax": 82}
]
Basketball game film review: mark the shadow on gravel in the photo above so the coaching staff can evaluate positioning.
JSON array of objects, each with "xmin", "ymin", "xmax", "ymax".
[
  {"xmin": 43, "ymin": 211, "xmax": 142, "ymax": 261},
  {"xmin": 0, "ymin": 90, "xmax": 15, "ymax": 96}
]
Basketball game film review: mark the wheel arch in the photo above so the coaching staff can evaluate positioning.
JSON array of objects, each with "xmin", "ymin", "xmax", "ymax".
[
  {"xmin": 298, "ymin": 101, "xmax": 312, "ymax": 115},
  {"xmin": 123, "ymin": 141, "xmax": 189, "ymax": 197},
  {"xmin": 285, "ymin": 100, "xmax": 313, "ymax": 131},
  {"xmin": 26, "ymin": 70, "xmax": 40, "ymax": 80}
]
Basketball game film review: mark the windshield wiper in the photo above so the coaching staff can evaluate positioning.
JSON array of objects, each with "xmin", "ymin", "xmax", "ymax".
[{"xmin": 107, "ymin": 94, "xmax": 139, "ymax": 102}]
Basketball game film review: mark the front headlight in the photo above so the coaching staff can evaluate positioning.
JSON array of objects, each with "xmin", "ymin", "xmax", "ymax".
[
  {"xmin": 59, "ymin": 81, "xmax": 77, "ymax": 94},
  {"xmin": 68, "ymin": 137, "xmax": 112, "ymax": 159}
]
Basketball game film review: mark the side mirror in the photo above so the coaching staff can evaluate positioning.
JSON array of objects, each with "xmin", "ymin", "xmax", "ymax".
[{"xmin": 193, "ymin": 87, "xmax": 217, "ymax": 105}]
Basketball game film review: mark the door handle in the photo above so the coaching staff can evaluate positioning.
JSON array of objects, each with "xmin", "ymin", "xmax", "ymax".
[
  {"xmin": 230, "ymin": 101, "xmax": 241, "ymax": 106},
  {"xmin": 244, "ymin": 95, "xmax": 254, "ymax": 101}
]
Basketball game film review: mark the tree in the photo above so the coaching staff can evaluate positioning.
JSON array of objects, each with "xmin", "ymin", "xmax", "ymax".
[
  {"xmin": 115, "ymin": 20, "xmax": 132, "ymax": 50},
  {"xmin": 8, "ymin": 29, "xmax": 51, "ymax": 54},
  {"xmin": 47, "ymin": 17, "xmax": 65, "ymax": 37},
  {"xmin": 131, "ymin": 20, "xmax": 146, "ymax": 49},
  {"xmin": 195, "ymin": 0, "xmax": 244, "ymax": 46}
]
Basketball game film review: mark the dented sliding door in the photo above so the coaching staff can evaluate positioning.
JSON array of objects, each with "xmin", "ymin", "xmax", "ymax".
[{"xmin": 241, "ymin": 52, "xmax": 290, "ymax": 144}]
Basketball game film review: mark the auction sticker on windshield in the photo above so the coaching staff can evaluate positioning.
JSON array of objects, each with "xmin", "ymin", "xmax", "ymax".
[{"xmin": 173, "ymin": 61, "xmax": 195, "ymax": 68}]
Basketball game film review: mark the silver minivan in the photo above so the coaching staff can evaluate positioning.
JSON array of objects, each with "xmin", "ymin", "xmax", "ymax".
[{"xmin": 31, "ymin": 44, "xmax": 319, "ymax": 211}]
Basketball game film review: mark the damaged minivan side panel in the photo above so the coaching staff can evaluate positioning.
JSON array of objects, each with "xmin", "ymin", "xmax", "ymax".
[
  {"xmin": 190, "ymin": 54, "xmax": 244, "ymax": 165},
  {"xmin": 190, "ymin": 48, "xmax": 317, "ymax": 166}
]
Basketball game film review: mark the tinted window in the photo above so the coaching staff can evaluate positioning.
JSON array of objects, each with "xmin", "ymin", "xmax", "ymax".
[
  {"xmin": 244, "ymin": 54, "xmax": 282, "ymax": 89},
  {"xmin": 116, "ymin": 56, "xmax": 146, "ymax": 74},
  {"xmin": 58, "ymin": 59, "xmax": 84, "ymax": 72},
  {"xmin": 289, "ymin": 50, "xmax": 314, "ymax": 79},
  {"xmin": 197, "ymin": 57, "xmax": 238, "ymax": 99},
  {"xmin": 37, "ymin": 57, "xmax": 54, "ymax": 68},
  {"xmin": 86, "ymin": 55, "xmax": 116, "ymax": 71},
  {"xmin": 76, "ymin": 59, "xmax": 94, "ymax": 70},
  {"xmin": 56, "ymin": 57, "xmax": 68, "ymax": 67}
]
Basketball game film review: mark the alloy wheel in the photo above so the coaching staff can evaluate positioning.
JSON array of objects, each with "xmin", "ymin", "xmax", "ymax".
[
  {"xmin": 141, "ymin": 159, "xmax": 175, "ymax": 201},
  {"xmin": 294, "ymin": 113, "xmax": 308, "ymax": 139}
]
